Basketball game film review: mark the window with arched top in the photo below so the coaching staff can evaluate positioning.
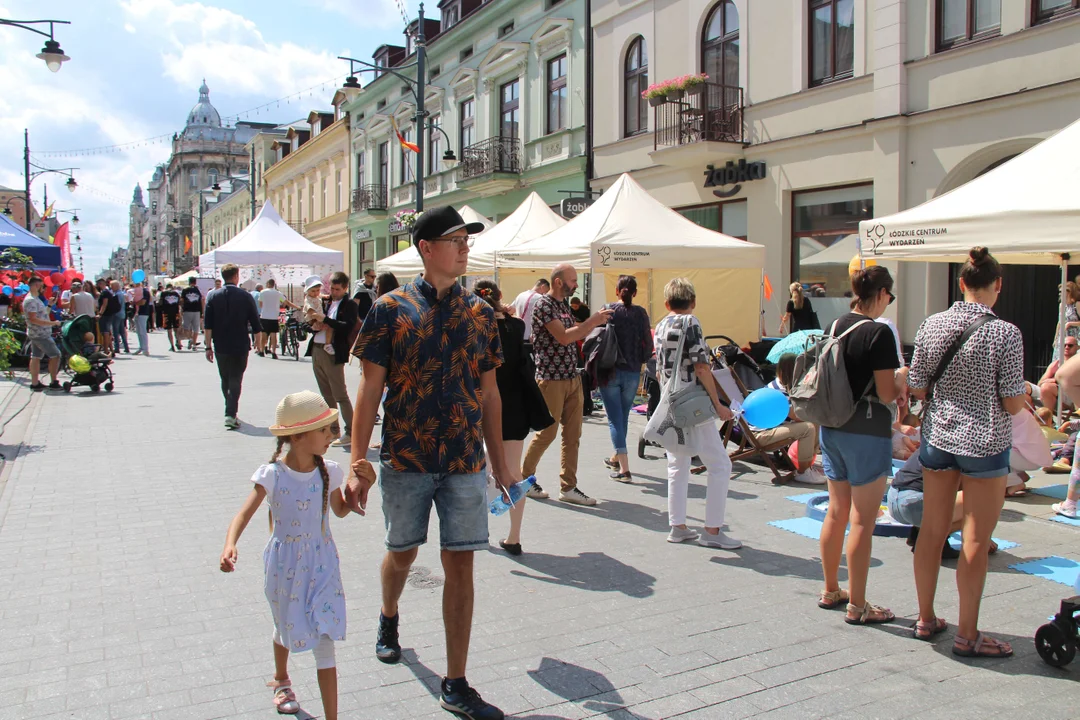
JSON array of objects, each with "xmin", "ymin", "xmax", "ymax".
[
  {"xmin": 624, "ymin": 37, "xmax": 648, "ymax": 137},
  {"xmin": 703, "ymin": 1, "xmax": 739, "ymax": 90}
]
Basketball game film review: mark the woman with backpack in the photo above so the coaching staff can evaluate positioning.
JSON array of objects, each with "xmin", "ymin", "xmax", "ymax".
[
  {"xmin": 600, "ymin": 275, "xmax": 652, "ymax": 482},
  {"xmin": 905, "ymin": 247, "xmax": 1025, "ymax": 657},
  {"xmin": 816, "ymin": 266, "xmax": 908, "ymax": 625}
]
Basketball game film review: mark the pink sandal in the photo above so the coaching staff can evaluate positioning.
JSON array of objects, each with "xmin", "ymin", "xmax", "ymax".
[
  {"xmin": 913, "ymin": 616, "xmax": 948, "ymax": 641},
  {"xmin": 267, "ymin": 679, "xmax": 300, "ymax": 714}
]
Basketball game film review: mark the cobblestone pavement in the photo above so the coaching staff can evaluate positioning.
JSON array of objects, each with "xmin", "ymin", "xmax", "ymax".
[{"xmin": 0, "ymin": 332, "xmax": 1077, "ymax": 720}]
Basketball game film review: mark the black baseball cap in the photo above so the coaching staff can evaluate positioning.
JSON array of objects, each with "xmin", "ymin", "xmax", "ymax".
[{"xmin": 412, "ymin": 206, "xmax": 486, "ymax": 243}]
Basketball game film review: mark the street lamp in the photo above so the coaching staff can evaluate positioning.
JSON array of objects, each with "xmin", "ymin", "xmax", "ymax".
[
  {"xmin": 22, "ymin": 129, "xmax": 78, "ymax": 231},
  {"xmin": 338, "ymin": 2, "xmax": 456, "ymax": 214},
  {"xmin": 55, "ymin": 208, "xmax": 80, "ymax": 226},
  {"xmin": 1, "ymin": 18, "xmax": 72, "ymax": 73}
]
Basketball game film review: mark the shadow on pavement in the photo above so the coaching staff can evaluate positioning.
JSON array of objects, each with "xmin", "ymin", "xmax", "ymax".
[
  {"xmin": 236, "ymin": 424, "xmax": 273, "ymax": 438},
  {"xmin": 543, "ymin": 497, "xmax": 668, "ymax": 534},
  {"xmin": 400, "ymin": 649, "xmax": 442, "ymax": 699},
  {"xmin": 709, "ymin": 545, "xmax": 881, "ymax": 581},
  {"xmin": 526, "ymin": 657, "xmax": 650, "ymax": 717},
  {"xmin": 135, "ymin": 381, "xmax": 175, "ymax": 386},
  {"xmin": 504, "ymin": 551, "xmax": 656, "ymax": 598}
]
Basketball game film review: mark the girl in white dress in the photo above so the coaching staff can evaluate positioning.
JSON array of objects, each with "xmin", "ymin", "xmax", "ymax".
[{"xmin": 220, "ymin": 391, "xmax": 374, "ymax": 718}]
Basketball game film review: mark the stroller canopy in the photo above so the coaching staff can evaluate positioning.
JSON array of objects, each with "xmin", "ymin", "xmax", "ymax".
[{"xmin": 61, "ymin": 314, "xmax": 94, "ymax": 356}]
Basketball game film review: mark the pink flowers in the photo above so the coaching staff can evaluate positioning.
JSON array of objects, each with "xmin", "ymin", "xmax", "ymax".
[{"xmin": 640, "ymin": 73, "xmax": 710, "ymax": 99}]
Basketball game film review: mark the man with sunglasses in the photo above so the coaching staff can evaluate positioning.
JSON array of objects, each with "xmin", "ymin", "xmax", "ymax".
[
  {"xmin": 1037, "ymin": 335, "xmax": 1079, "ymax": 415},
  {"xmin": 347, "ymin": 205, "xmax": 511, "ymax": 720}
]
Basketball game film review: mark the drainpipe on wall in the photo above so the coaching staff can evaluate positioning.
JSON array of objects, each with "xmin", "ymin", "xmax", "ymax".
[{"xmin": 584, "ymin": 0, "xmax": 593, "ymax": 195}]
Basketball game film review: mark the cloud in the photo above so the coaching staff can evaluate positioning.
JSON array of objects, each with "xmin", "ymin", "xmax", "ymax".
[
  {"xmin": 120, "ymin": 0, "xmax": 345, "ymax": 97},
  {"xmin": 124, "ymin": 23, "xmax": 137, "ymax": 33}
]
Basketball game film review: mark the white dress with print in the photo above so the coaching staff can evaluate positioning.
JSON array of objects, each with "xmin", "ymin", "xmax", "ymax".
[{"xmin": 254, "ymin": 461, "xmax": 346, "ymax": 652}]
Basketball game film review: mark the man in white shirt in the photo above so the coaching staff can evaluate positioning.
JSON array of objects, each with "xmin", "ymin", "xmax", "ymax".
[
  {"xmin": 257, "ymin": 278, "xmax": 284, "ymax": 358},
  {"xmin": 69, "ymin": 281, "xmax": 96, "ymax": 317},
  {"xmin": 511, "ymin": 278, "xmax": 550, "ymax": 342}
]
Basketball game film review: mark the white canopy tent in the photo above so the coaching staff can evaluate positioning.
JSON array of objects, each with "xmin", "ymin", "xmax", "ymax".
[
  {"xmin": 198, "ymin": 201, "xmax": 343, "ymax": 270},
  {"xmin": 857, "ymin": 117, "xmax": 1080, "ymax": 404},
  {"xmin": 375, "ymin": 205, "xmax": 494, "ymax": 277},
  {"xmin": 497, "ymin": 174, "xmax": 767, "ymax": 343},
  {"xmin": 469, "ymin": 192, "xmax": 567, "ymax": 273}
]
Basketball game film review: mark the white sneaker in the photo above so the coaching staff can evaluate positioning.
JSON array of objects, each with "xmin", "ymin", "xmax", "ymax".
[
  {"xmin": 1052, "ymin": 500, "xmax": 1078, "ymax": 519},
  {"xmin": 667, "ymin": 527, "xmax": 699, "ymax": 543},
  {"xmin": 698, "ymin": 530, "xmax": 742, "ymax": 550},
  {"xmin": 331, "ymin": 434, "xmax": 351, "ymax": 447},
  {"xmin": 526, "ymin": 484, "xmax": 549, "ymax": 500},
  {"xmin": 558, "ymin": 488, "xmax": 597, "ymax": 506},
  {"xmin": 224, "ymin": 416, "xmax": 240, "ymax": 430},
  {"xmin": 796, "ymin": 466, "xmax": 827, "ymax": 485}
]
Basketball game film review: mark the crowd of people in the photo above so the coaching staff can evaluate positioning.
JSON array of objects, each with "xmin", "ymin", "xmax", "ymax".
[{"xmin": 204, "ymin": 202, "xmax": 1071, "ymax": 719}]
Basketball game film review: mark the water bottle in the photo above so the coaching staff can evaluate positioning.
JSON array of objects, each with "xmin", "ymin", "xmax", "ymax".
[{"xmin": 489, "ymin": 476, "xmax": 536, "ymax": 516}]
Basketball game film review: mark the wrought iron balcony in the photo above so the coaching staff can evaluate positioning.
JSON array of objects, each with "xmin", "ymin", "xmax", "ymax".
[
  {"xmin": 352, "ymin": 184, "xmax": 388, "ymax": 212},
  {"xmin": 654, "ymin": 82, "xmax": 744, "ymax": 150},
  {"xmin": 458, "ymin": 137, "xmax": 523, "ymax": 182}
]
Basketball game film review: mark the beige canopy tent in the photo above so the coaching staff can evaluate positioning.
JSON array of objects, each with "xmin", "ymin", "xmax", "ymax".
[
  {"xmin": 495, "ymin": 174, "xmax": 766, "ymax": 344},
  {"xmin": 375, "ymin": 205, "xmax": 493, "ymax": 277}
]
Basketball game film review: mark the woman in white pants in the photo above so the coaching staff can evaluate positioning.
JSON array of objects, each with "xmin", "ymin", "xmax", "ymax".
[{"xmin": 654, "ymin": 278, "xmax": 740, "ymax": 550}]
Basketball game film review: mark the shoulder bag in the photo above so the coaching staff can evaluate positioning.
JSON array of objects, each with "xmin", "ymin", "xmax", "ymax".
[{"xmin": 659, "ymin": 319, "xmax": 717, "ymax": 429}]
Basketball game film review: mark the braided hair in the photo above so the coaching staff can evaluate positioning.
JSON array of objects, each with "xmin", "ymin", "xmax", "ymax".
[{"xmin": 268, "ymin": 437, "xmax": 287, "ymax": 532}]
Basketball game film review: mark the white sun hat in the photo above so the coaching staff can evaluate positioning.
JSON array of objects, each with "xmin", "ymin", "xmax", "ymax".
[
  {"xmin": 304, "ymin": 275, "xmax": 324, "ymax": 292},
  {"xmin": 269, "ymin": 391, "xmax": 339, "ymax": 437}
]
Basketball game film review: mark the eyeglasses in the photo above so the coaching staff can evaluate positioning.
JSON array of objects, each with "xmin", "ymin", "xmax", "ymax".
[
  {"xmin": 427, "ymin": 234, "xmax": 472, "ymax": 249},
  {"xmin": 886, "ymin": 290, "xmax": 896, "ymax": 305}
]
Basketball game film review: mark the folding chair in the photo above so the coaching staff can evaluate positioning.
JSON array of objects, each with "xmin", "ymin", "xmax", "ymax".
[{"xmin": 710, "ymin": 362, "xmax": 795, "ymax": 486}]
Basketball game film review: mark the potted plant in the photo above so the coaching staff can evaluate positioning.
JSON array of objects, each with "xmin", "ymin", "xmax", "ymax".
[
  {"xmin": 641, "ymin": 83, "xmax": 670, "ymax": 107},
  {"xmin": 665, "ymin": 81, "xmax": 684, "ymax": 102},
  {"xmin": 681, "ymin": 72, "xmax": 709, "ymax": 96},
  {"xmin": 393, "ymin": 209, "xmax": 419, "ymax": 231}
]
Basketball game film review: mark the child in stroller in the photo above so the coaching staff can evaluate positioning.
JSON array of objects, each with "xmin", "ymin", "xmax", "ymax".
[{"xmin": 60, "ymin": 314, "xmax": 114, "ymax": 393}]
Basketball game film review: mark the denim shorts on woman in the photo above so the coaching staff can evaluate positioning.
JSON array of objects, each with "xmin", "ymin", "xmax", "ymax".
[
  {"xmin": 819, "ymin": 427, "xmax": 892, "ymax": 487},
  {"xmin": 379, "ymin": 465, "xmax": 489, "ymax": 552},
  {"xmin": 918, "ymin": 442, "xmax": 1010, "ymax": 479},
  {"xmin": 886, "ymin": 485, "xmax": 924, "ymax": 527}
]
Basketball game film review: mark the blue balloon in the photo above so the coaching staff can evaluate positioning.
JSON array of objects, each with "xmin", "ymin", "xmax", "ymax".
[
  {"xmin": 742, "ymin": 387, "xmax": 789, "ymax": 430},
  {"xmin": 1, "ymin": 286, "xmax": 10, "ymax": 296},
  {"xmin": 14, "ymin": 284, "xmax": 28, "ymax": 296},
  {"xmin": 131, "ymin": 269, "xmax": 145, "ymax": 283}
]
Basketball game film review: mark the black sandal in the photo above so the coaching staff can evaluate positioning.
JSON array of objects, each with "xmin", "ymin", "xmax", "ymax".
[
  {"xmin": 499, "ymin": 540, "xmax": 522, "ymax": 556},
  {"xmin": 609, "ymin": 471, "xmax": 633, "ymax": 483}
]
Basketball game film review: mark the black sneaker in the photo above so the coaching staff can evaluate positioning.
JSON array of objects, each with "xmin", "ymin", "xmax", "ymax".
[
  {"xmin": 29, "ymin": 382, "xmax": 45, "ymax": 392},
  {"xmin": 440, "ymin": 678, "xmax": 504, "ymax": 720},
  {"xmin": 48, "ymin": 380, "xmax": 61, "ymax": 389},
  {"xmin": 375, "ymin": 612, "xmax": 401, "ymax": 664}
]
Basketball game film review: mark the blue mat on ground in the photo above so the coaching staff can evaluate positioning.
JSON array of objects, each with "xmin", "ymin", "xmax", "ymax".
[
  {"xmin": 1009, "ymin": 556, "xmax": 1080, "ymax": 587},
  {"xmin": 1032, "ymin": 484, "xmax": 1069, "ymax": 500},
  {"xmin": 768, "ymin": 517, "xmax": 838, "ymax": 540},
  {"xmin": 1049, "ymin": 514, "xmax": 1080, "ymax": 527},
  {"xmin": 947, "ymin": 533, "xmax": 1018, "ymax": 551},
  {"xmin": 785, "ymin": 492, "xmax": 828, "ymax": 505}
]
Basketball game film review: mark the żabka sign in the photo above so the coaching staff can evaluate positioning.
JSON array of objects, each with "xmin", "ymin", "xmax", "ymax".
[{"xmin": 703, "ymin": 160, "xmax": 766, "ymax": 198}]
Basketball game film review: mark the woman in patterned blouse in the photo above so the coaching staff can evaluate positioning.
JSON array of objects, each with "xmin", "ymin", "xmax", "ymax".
[{"xmin": 907, "ymin": 247, "xmax": 1026, "ymax": 658}]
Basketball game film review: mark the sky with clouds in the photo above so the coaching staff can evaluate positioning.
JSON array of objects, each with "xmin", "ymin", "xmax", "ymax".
[{"xmin": 0, "ymin": 0, "xmax": 420, "ymax": 276}]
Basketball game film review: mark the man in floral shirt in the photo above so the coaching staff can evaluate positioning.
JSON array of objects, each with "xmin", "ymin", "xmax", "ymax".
[
  {"xmin": 346, "ymin": 206, "xmax": 511, "ymax": 720},
  {"xmin": 522, "ymin": 263, "xmax": 611, "ymax": 505}
]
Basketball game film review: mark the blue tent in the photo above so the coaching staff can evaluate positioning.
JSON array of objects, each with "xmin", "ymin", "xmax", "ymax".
[{"xmin": 0, "ymin": 212, "xmax": 61, "ymax": 270}]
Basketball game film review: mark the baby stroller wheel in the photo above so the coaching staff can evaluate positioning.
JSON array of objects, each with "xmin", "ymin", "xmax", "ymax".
[
  {"xmin": 91, "ymin": 385, "xmax": 100, "ymax": 393},
  {"xmin": 63, "ymin": 382, "xmax": 71, "ymax": 393},
  {"xmin": 105, "ymin": 382, "xmax": 114, "ymax": 393},
  {"xmin": 1035, "ymin": 623, "xmax": 1076, "ymax": 667}
]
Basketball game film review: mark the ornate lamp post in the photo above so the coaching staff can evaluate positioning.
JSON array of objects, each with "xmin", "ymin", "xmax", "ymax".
[
  {"xmin": 22, "ymin": 129, "xmax": 78, "ymax": 231},
  {"xmin": 0, "ymin": 18, "xmax": 71, "ymax": 72}
]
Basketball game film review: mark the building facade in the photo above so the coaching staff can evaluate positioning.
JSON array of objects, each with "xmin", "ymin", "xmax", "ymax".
[
  {"xmin": 343, "ymin": 0, "xmax": 587, "ymax": 280},
  {"xmin": 198, "ymin": 178, "xmax": 253, "ymax": 256},
  {"xmin": 591, "ymin": 0, "xmax": 1080, "ymax": 375},
  {"xmin": 261, "ymin": 101, "xmax": 353, "ymax": 274},
  {"xmin": 0, "ymin": 186, "xmax": 41, "ymax": 230},
  {"xmin": 128, "ymin": 184, "xmax": 150, "ymax": 276}
]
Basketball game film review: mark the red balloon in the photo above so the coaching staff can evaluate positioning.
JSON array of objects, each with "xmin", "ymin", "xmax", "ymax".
[
  {"xmin": 73, "ymin": 273, "xmax": 84, "ymax": 281},
  {"xmin": 42, "ymin": 276, "xmax": 53, "ymax": 287},
  {"xmin": 64, "ymin": 268, "xmax": 77, "ymax": 279},
  {"xmin": 50, "ymin": 272, "xmax": 64, "ymax": 285},
  {"xmin": 61, "ymin": 278, "xmax": 73, "ymax": 291}
]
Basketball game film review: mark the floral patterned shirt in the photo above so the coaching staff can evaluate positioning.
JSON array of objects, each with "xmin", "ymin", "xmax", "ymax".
[
  {"xmin": 354, "ymin": 276, "xmax": 503, "ymax": 474},
  {"xmin": 531, "ymin": 294, "xmax": 580, "ymax": 381}
]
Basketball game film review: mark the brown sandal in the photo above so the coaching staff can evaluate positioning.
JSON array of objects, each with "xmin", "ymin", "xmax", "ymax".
[
  {"xmin": 953, "ymin": 632, "xmax": 1012, "ymax": 658},
  {"xmin": 818, "ymin": 589, "xmax": 849, "ymax": 609},
  {"xmin": 845, "ymin": 602, "xmax": 894, "ymax": 625},
  {"xmin": 913, "ymin": 616, "xmax": 948, "ymax": 641}
]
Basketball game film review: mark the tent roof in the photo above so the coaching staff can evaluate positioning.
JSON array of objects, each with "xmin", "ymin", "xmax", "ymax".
[
  {"xmin": 198, "ymin": 201, "xmax": 343, "ymax": 268},
  {"xmin": 469, "ymin": 193, "xmax": 566, "ymax": 272},
  {"xmin": 858, "ymin": 117, "xmax": 1080, "ymax": 264},
  {"xmin": 0, "ymin": 212, "xmax": 61, "ymax": 269},
  {"xmin": 802, "ymin": 234, "xmax": 858, "ymax": 266},
  {"xmin": 375, "ymin": 204, "xmax": 498, "ymax": 276},
  {"xmin": 496, "ymin": 174, "xmax": 765, "ymax": 270}
]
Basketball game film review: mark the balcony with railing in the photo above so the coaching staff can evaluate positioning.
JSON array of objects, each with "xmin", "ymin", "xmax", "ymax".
[
  {"xmin": 458, "ymin": 137, "xmax": 523, "ymax": 194},
  {"xmin": 351, "ymin": 184, "xmax": 388, "ymax": 213},
  {"xmin": 651, "ymin": 82, "xmax": 744, "ymax": 166}
]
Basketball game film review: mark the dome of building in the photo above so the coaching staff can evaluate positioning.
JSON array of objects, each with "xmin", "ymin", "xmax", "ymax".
[{"xmin": 186, "ymin": 80, "xmax": 222, "ymax": 129}]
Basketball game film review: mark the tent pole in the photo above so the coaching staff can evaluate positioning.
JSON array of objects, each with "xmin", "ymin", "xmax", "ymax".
[{"xmin": 1058, "ymin": 255, "xmax": 1070, "ymax": 420}]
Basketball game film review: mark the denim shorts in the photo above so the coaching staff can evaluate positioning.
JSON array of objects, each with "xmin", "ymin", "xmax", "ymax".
[
  {"xmin": 819, "ymin": 427, "xmax": 892, "ymax": 487},
  {"xmin": 918, "ymin": 442, "xmax": 1010, "ymax": 479},
  {"xmin": 29, "ymin": 334, "xmax": 60, "ymax": 359},
  {"xmin": 379, "ymin": 465, "xmax": 489, "ymax": 552},
  {"xmin": 886, "ymin": 485, "xmax": 924, "ymax": 527}
]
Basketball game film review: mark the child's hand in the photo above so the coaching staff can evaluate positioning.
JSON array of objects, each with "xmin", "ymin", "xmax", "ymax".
[
  {"xmin": 220, "ymin": 544, "xmax": 238, "ymax": 572},
  {"xmin": 352, "ymin": 459, "xmax": 376, "ymax": 483}
]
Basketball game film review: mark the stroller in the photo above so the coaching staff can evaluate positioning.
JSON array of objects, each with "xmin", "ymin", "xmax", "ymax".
[
  {"xmin": 707, "ymin": 335, "xmax": 772, "ymax": 390},
  {"xmin": 59, "ymin": 314, "xmax": 114, "ymax": 393}
]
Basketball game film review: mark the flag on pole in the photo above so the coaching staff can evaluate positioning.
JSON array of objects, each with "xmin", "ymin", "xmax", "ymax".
[
  {"xmin": 42, "ymin": 202, "xmax": 55, "ymax": 219},
  {"xmin": 184, "ymin": 236, "xmax": 192, "ymax": 254},
  {"xmin": 390, "ymin": 116, "xmax": 419, "ymax": 153},
  {"xmin": 763, "ymin": 273, "xmax": 774, "ymax": 301}
]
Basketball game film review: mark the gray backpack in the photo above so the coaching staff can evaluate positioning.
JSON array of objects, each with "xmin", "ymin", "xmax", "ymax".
[{"xmin": 788, "ymin": 319, "xmax": 872, "ymax": 428}]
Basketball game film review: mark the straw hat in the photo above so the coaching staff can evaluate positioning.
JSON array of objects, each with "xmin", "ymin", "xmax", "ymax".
[{"xmin": 270, "ymin": 391, "xmax": 339, "ymax": 436}]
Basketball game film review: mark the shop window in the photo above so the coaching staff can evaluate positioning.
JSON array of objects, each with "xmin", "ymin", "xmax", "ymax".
[
  {"xmin": 1034, "ymin": 0, "xmax": 1080, "ymax": 23},
  {"xmin": 937, "ymin": 0, "xmax": 1000, "ymax": 50},
  {"xmin": 791, "ymin": 184, "xmax": 874, "ymax": 329},
  {"xmin": 809, "ymin": 0, "xmax": 854, "ymax": 87},
  {"xmin": 624, "ymin": 37, "xmax": 648, "ymax": 137},
  {"xmin": 676, "ymin": 200, "xmax": 747, "ymax": 239}
]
